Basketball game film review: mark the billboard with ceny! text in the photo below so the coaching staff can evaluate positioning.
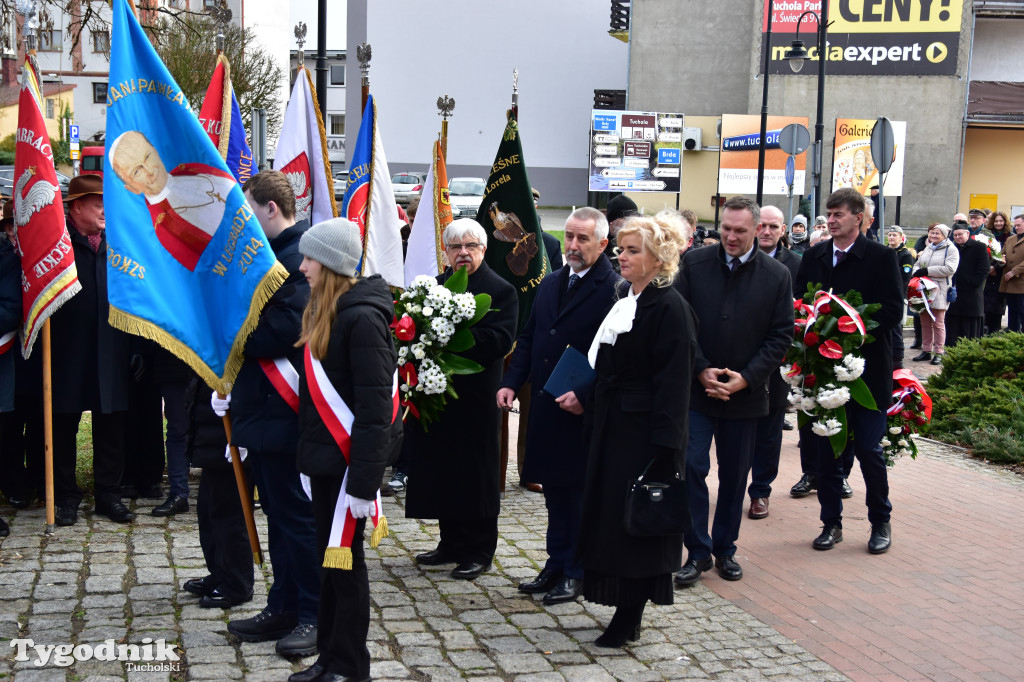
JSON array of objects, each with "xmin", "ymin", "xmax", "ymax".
[
  {"xmin": 588, "ymin": 110, "xmax": 683, "ymax": 193},
  {"xmin": 718, "ymin": 114, "xmax": 809, "ymax": 195}
]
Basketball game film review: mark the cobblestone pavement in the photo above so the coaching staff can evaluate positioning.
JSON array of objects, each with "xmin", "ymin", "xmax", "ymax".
[{"xmin": 0, "ymin": 456, "xmax": 847, "ymax": 682}]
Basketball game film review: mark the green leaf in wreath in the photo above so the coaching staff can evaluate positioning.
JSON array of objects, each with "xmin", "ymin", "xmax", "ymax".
[
  {"xmin": 446, "ymin": 328, "xmax": 476, "ymax": 353},
  {"xmin": 797, "ymin": 410, "xmax": 811, "ymax": 429},
  {"xmin": 847, "ymin": 377, "xmax": 878, "ymax": 410},
  {"xmin": 464, "ymin": 293, "xmax": 492, "ymax": 327},
  {"xmin": 829, "ymin": 407, "xmax": 849, "ymax": 456},
  {"xmin": 444, "ymin": 265, "xmax": 469, "ymax": 293},
  {"xmin": 440, "ymin": 352, "xmax": 485, "ymax": 375}
]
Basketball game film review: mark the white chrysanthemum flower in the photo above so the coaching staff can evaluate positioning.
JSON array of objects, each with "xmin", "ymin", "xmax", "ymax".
[
  {"xmin": 452, "ymin": 292, "xmax": 477, "ymax": 323},
  {"xmin": 816, "ymin": 385, "xmax": 851, "ymax": 410},
  {"xmin": 889, "ymin": 426, "xmax": 901, "ymax": 434},
  {"xmin": 897, "ymin": 439, "xmax": 908, "ymax": 448},
  {"xmin": 800, "ymin": 395, "xmax": 817, "ymax": 412},
  {"xmin": 412, "ymin": 275, "xmax": 436, "ymax": 289},
  {"xmin": 431, "ymin": 317, "xmax": 455, "ymax": 345},
  {"xmin": 397, "ymin": 346, "xmax": 409, "ymax": 361},
  {"xmin": 411, "ymin": 343, "xmax": 426, "ymax": 360},
  {"xmin": 788, "ymin": 388, "xmax": 804, "ymax": 406},
  {"xmin": 841, "ymin": 354, "xmax": 865, "ymax": 379},
  {"xmin": 881, "ymin": 438, "xmax": 891, "ymax": 447},
  {"xmin": 425, "ymin": 286, "xmax": 453, "ymax": 309},
  {"xmin": 418, "ymin": 358, "xmax": 447, "ymax": 395},
  {"xmin": 811, "ymin": 419, "xmax": 842, "ymax": 437},
  {"xmin": 401, "ymin": 384, "xmax": 410, "ymax": 393}
]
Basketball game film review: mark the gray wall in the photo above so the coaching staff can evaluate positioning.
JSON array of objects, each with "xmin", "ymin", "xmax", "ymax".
[{"xmin": 628, "ymin": 1, "xmax": 972, "ymax": 229}]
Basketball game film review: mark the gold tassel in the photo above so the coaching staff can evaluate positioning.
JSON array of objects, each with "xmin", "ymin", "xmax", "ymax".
[
  {"xmin": 369, "ymin": 514, "xmax": 389, "ymax": 548},
  {"xmin": 322, "ymin": 546, "xmax": 353, "ymax": 570},
  {"xmin": 301, "ymin": 66, "xmax": 339, "ymax": 219}
]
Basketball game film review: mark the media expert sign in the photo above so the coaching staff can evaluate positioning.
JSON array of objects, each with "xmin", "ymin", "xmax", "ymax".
[
  {"xmin": 832, "ymin": 118, "xmax": 907, "ymax": 196},
  {"xmin": 759, "ymin": 0, "xmax": 964, "ymax": 76},
  {"xmin": 588, "ymin": 110, "xmax": 683, "ymax": 193},
  {"xmin": 718, "ymin": 114, "xmax": 809, "ymax": 195}
]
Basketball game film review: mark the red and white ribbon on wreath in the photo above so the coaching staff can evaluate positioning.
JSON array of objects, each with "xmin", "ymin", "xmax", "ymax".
[
  {"xmin": 908, "ymin": 276, "xmax": 937, "ymax": 321},
  {"xmin": 0, "ymin": 330, "xmax": 15, "ymax": 356},
  {"xmin": 802, "ymin": 290, "xmax": 867, "ymax": 344},
  {"xmin": 887, "ymin": 385, "xmax": 917, "ymax": 416},
  {"xmin": 258, "ymin": 357, "xmax": 300, "ymax": 413},
  {"xmin": 304, "ymin": 343, "xmax": 398, "ymax": 569}
]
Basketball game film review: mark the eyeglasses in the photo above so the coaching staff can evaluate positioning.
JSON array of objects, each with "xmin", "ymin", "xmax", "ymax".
[{"xmin": 446, "ymin": 242, "xmax": 482, "ymax": 252}]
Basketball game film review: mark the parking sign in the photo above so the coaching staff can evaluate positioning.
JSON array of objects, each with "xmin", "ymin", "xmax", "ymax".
[{"xmin": 70, "ymin": 124, "xmax": 79, "ymax": 143}]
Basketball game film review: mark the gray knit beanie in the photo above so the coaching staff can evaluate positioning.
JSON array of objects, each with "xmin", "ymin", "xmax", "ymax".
[{"xmin": 299, "ymin": 218, "xmax": 362, "ymax": 276}]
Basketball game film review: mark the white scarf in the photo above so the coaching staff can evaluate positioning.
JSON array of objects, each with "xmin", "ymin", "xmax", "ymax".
[{"xmin": 588, "ymin": 286, "xmax": 641, "ymax": 368}]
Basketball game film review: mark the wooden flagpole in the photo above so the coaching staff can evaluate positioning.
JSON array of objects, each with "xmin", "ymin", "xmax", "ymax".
[
  {"xmin": 218, "ymin": 400, "xmax": 263, "ymax": 565},
  {"xmin": 42, "ymin": 321, "xmax": 55, "ymax": 531}
]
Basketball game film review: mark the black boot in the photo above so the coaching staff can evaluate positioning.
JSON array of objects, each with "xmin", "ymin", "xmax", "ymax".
[
  {"xmin": 595, "ymin": 603, "xmax": 645, "ymax": 648},
  {"xmin": 912, "ymin": 351, "xmax": 931, "ymax": 362}
]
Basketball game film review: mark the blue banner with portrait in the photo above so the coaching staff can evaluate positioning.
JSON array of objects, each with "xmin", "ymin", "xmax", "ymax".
[{"xmin": 104, "ymin": 0, "xmax": 286, "ymax": 394}]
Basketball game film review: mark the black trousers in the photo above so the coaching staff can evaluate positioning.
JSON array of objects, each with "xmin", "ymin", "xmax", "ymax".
[
  {"xmin": 53, "ymin": 411, "xmax": 126, "ymax": 508},
  {"xmin": 310, "ymin": 475, "xmax": 370, "ymax": 679},
  {"xmin": 438, "ymin": 516, "xmax": 498, "ymax": 565},
  {"xmin": 198, "ymin": 467, "xmax": 254, "ymax": 600},
  {"xmin": 0, "ymin": 406, "xmax": 45, "ymax": 500},
  {"xmin": 122, "ymin": 376, "xmax": 166, "ymax": 490}
]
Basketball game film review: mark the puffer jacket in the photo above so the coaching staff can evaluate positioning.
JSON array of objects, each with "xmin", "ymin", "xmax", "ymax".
[
  {"xmin": 296, "ymin": 275, "xmax": 401, "ymax": 501},
  {"xmin": 914, "ymin": 240, "xmax": 960, "ymax": 311}
]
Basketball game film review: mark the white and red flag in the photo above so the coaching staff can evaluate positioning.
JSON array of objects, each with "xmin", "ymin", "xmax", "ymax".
[
  {"xmin": 12, "ymin": 56, "xmax": 80, "ymax": 357},
  {"xmin": 273, "ymin": 65, "xmax": 336, "ymax": 226}
]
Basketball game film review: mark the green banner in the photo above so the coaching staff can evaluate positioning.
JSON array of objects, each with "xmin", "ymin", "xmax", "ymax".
[{"xmin": 477, "ymin": 115, "xmax": 550, "ymax": 333}]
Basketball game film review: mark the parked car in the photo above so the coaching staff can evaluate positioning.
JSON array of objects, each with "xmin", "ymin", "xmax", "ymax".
[
  {"xmin": 448, "ymin": 177, "xmax": 486, "ymax": 219},
  {"xmin": 391, "ymin": 171, "xmax": 426, "ymax": 207},
  {"xmin": 333, "ymin": 169, "xmax": 349, "ymax": 203},
  {"xmin": 0, "ymin": 165, "xmax": 72, "ymax": 198}
]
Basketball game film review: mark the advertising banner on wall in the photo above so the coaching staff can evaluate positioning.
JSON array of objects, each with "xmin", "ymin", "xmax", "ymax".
[
  {"xmin": 718, "ymin": 113, "xmax": 809, "ymax": 195},
  {"xmin": 832, "ymin": 118, "xmax": 907, "ymax": 196},
  {"xmin": 759, "ymin": 0, "xmax": 964, "ymax": 76},
  {"xmin": 588, "ymin": 110, "xmax": 683, "ymax": 193}
]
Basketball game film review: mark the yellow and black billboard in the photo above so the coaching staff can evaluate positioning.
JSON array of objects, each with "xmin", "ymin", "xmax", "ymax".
[{"xmin": 759, "ymin": 0, "xmax": 964, "ymax": 76}]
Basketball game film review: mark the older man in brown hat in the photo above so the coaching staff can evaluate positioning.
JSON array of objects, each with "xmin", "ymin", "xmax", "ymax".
[{"xmin": 48, "ymin": 174, "xmax": 136, "ymax": 525}]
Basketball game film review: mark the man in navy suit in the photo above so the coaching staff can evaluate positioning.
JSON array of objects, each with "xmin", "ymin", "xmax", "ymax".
[
  {"xmin": 795, "ymin": 188, "xmax": 904, "ymax": 554},
  {"xmin": 497, "ymin": 207, "xmax": 619, "ymax": 605}
]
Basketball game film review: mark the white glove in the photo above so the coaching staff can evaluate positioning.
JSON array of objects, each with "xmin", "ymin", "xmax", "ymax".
[
  {"xmin": 346, "ymin": 494, "xmax": 376, "ymax": 519},
  {"xmin": 224, "ymin": 445, "xmax": 248, "ymax": 463},
  {"xmin": 211, "ymin": 392, "xmax": 231, "ymax": 417},
  {"xmin": 300, "ymin": 474, "xmax": 312, "ymax": 502}
]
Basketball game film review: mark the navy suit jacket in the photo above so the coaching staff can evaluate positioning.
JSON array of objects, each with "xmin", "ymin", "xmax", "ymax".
[{"xmin": 501, "ymin": 254, "xmax": 620, "ymax": 486}]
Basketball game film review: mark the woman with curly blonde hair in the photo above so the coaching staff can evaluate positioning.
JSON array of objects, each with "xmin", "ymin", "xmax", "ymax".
[{"xmin": 578, "ymin": 213, "xmax": 698, "ymax": 647}]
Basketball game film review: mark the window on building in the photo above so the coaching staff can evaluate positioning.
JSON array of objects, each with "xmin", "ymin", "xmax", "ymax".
[
  {"xmin": 204, "ymin": 0, "xmax": 218, "ymax": 9},
  {"xmin": 93, "ymin": 82, "xmax": 107, "ymax": 104},
  {"xmin": 45, "ymin": 98, "xmax": 54, "ymax": 119},
  {"xmin": 168, "ymin": 0, "xmax": 186, "ymax": 8},
  {"xmin": 39, "ymin": 29, "xmax": 62, "ymax": 52},
  {"xmin": 330, "ymin": 65, "xmax": 345, "ymax": 86},
  {"xmin": 92, "ymin": 30, "xmax": 109, "ymax": 53},
  {"xmin": 330, "ymin": 114, "xmax": 345, "ymax": 136}
]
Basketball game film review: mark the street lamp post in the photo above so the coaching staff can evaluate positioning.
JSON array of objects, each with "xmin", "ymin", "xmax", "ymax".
[
  {"xmin": 784, "ymin": 3, "xmax": 829, "ymax": 219},
  {"xmin": 755, "ymin": 1, "xmax": 775, "ymax": 205}
]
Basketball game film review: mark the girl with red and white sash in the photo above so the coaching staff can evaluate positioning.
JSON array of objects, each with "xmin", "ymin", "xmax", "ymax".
[{"xmin": 291, "ymin": 218, "xmax": 402, "ymax": 682}]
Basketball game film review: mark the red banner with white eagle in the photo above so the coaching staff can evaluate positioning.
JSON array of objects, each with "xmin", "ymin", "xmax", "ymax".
[
  {"xmin": 273, "ymin": 64, "xmax": 336, "ymax": 226},
  {"xmin": 12, "ymin": 56, "xmax": 81, "ymax": 357}
]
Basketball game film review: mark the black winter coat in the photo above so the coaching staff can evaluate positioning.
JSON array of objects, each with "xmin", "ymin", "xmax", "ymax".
[
  {"xmin": 578, "ymin": 283, "xmax": 697, "ymax": 579},
  {"xmin": 184, "ymin": 374, "xmax": 232, "ymax": 469},
  {"xmin": 542, "ymin": 232, "xmax": 564, "ymax": 272},
  {"xmin": 500, "ymin": 255, "xmax": 620, "ymax": 487},
  {"xmin": 231, "ymin": 221, "xmax": 310, "ymax": 455},
  {"xmin": 948, "ymin": 238, "xmax": 990, "ymax": 319},
  {"xmin": 296, "ymin": 275, "xmax": 401, "ymax": 501},
  {"xmin": 0, "ymin": 238, "xmax": 20, "ymax": 412},
  {"xmin": 404, "ymin": 262, "xmax": 518, "ymax": 520},
  {"xmin": 796, "ymin": 235, "xmax": 904, "ymax": 410},
  {"xmin": 893, "ymin": 246, "xmax": 915, "ymax": 288},
  {"xmin": 50, "ymin": 226, "xmax": 132, "ymax": 414},
  {"xmin": 676, "ymin": 246, "xmax": 794, "ymax": 420}
]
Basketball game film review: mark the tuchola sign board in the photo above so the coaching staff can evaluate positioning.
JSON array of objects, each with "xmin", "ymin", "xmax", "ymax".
[
  {"xmin": 588, "ymin": 110, "xmax": 683, "ymax": 193},
  {"xmin": 759, "ymin": 0, "xmax": 964, "ymax": 76}
]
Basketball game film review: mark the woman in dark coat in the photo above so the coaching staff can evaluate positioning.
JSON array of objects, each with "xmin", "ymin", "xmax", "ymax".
[
  {"xmin": 292, "ymin": 218, "xmax": 401, "ymax": 682},
  {"xmin": 404, "ymin": 219, "xmax": 518, "ymax": 580},
  {"xmin": 578, "ymin": 215, "xmax": 697, "ymax": 648},
  {"xmin": 946, "ymin": 224, "xmax": 991, "ymax": 347}
]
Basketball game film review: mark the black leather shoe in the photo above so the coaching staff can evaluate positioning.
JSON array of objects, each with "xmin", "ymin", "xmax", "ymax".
[
  {"xmin": 183, "ymin": 576, "xmax": 215, "ymax": 597},
  {"xmin": 96, "ymin": 501, "xmax": 135, "ymax": 523},
  {"xmin": 451, "ymin": 562, "xmax": 490, "ymax": 580},
  {"xmin": 518, "ymin": 567, "xmax": 562, "ymax": 594},
  {"xmin": 138, "ymin": 484, "xmax": 164, "ymax": 499},
  {"xmin": 228, "ymin": 608, "xmax": 297, "ymax": 642},
  {"xmin": 910, "ymin": 340, "xmax": 922, "ymax": 350},
  {"xmin": 930, "ymin": 354, "xmax": 943, "ymax": 366},
  {"xmin": 868, "ymin": 522, "xmax": 891, "ymax": 554},
  {"xmin": 782, "ymin": 418, "xmax": 794, "ymax": 431},
  {"xmin": 320, "ymin": 675, "xmax": 370, "ymax": 682},
  {"xmin": 275, "ymin": 623, "xmax": 318, "ymax": 657},
  {"xmin": 0, "ymin": 518, "xmax": 8, "ymax": 537},
  {"xmin": 152, "ymin": 495, "xmax": 189, "ymax": 517},
  {"xmin": 674, "ymin": 556, "xmax": 713, "ymax": 587},
  {"xmin": 543, "ymin": 576, "xmax": 582, "ymax": 605},
  {"xmin": 415, "ymin": 548, "xmax": 457, "ymax": 565},
  {"xmin": 199, "ymin": 589, "xmax": 253, "ymax": 609},
  {"xmin": 714, "ymin": 555, "xmax": 743, "ymax": 581},
  {"xmin": 8, "ymin": 495, "xmax": 30, "ymax": 509},
  {"xmin": 813, "ymin": 524, "xmax": 843, "ymax": 550},
  {"xmin": 840, "ymin": 478, "xmax": 854, "ymax": 499},
  {"xmin": 287, "ymin": 663, "xmax": 325, "ymax": 682},
  {"xmin": 912, "ymin": 351, "xmax": 931, "ymax": 362},
  {"xmin": 790, "ymin": 473, "xmax": 817, "ymax": 498},
  {"xmin": 55, "ymin": 506, "xmax": 78, "ymax": 526}
]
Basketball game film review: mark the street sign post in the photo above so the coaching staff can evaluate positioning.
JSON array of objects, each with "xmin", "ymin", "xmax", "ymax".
[{"xmin": 870, "ymin": 117, "xmax": 895, "ymax": 235}]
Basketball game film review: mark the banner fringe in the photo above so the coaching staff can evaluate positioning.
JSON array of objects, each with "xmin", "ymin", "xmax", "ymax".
[
  {"xmin": 369, "ymin": 514, "xmax": 389, "ymax": 548},
  {"xmin": 215, "ymin": 53, "xmax": 232, "ymax": 160},
  {"xmin": 21, "ymin": 274, "xmax": 81, "ymax": 359},
  {"xmin": 322, "ymin": 546, "xmax": 353, "ymax": 570}
]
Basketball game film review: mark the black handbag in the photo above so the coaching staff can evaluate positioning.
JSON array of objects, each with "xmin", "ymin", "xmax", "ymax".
[{"xmin": 623, "ymin": 457, "xmax": 690, "ymax": 537}]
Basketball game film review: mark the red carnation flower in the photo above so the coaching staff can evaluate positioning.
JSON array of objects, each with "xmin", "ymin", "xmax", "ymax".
[
  {"xmin": 395, "ymin": 315, "xmax": 416, "ymax": 341},
  {"xmin": 804, "ymin": 332, "xmax": 820, "ymax": 346},
  {"xmin": 818, "ymin": 301, "xmax": 832, "ymax": 314},
  {"xmin": 400, "ymin": 362, "xmax": 418, "ymax": 388},
  {"xmin": 837, "ymin": 316, "xmax": 858, "ymax": 333},
  {"xmin": 805, "ymin": 374, "xmax": 817, "ymax": 388},
  {"xmin": 901, "ymin": 410, "xmax": 914, "ymax": 421},
  {"xmin": 914, "ymin": 415, "xmax": 927, "ymax": 425},
  {"xmin": 818, "ymin": 339, "xmax": 843, "ymax": 359}
]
